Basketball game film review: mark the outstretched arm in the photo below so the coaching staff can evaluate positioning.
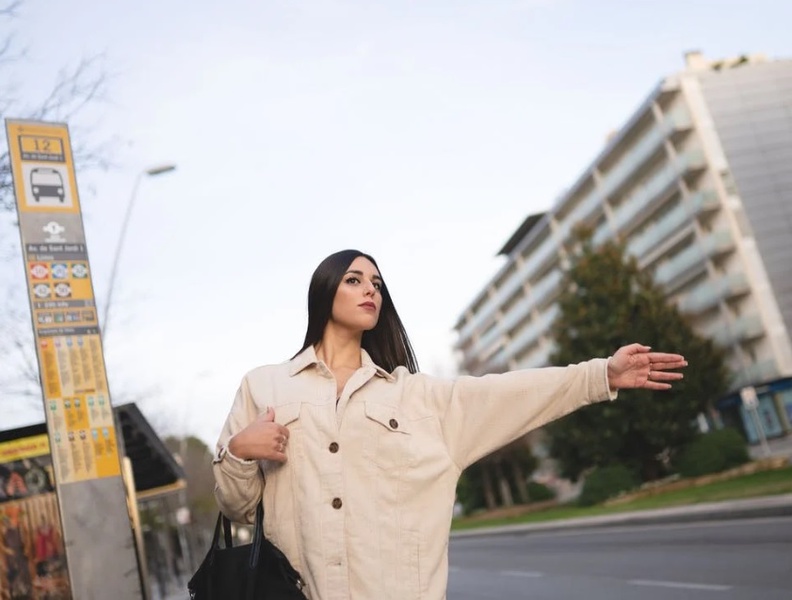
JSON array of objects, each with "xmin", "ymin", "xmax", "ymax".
[{"xmin": 433, "ymin": 343, "xmax": 686, "ymax": 471}]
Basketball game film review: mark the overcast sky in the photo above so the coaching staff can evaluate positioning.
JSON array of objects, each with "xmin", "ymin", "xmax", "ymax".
[{"xmin": 3, "ymin": 0, "xmax": 792, "ymax": 446}]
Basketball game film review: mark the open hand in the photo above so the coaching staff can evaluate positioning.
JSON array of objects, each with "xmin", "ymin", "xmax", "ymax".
[
  {"xmin": 607, "ymin": 343, "xmax": 687, "ymax": 391},
  {"xmin": 228, "ymin": 406, "xmax": 290, "ymax": 462}
]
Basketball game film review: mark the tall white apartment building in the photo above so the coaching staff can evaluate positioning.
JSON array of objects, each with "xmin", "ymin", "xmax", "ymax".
[{"xmin": 453, "ymin": 52, "xmax": 792, "ymax": 442}]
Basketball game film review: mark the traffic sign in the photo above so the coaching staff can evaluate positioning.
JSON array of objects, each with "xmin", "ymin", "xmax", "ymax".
[{"xmin": 740, "ymin": 386, "xmax": 759, "ymax": 409}]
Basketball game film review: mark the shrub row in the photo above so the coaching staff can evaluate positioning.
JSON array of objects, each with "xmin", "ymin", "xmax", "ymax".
[{"xmin": 578, "ymin": 428, "xmax": 750, "ymax": 506}]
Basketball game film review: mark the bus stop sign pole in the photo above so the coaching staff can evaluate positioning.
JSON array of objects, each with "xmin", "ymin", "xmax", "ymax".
[{"xmin": 5, "ymin": 119, "xmax": 144, "ymax": 599}]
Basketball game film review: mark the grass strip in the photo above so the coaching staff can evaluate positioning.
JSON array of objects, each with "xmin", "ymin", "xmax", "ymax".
[{"xmin": 452, "ymin": 466, "xmax": 792, "ymax": 531}]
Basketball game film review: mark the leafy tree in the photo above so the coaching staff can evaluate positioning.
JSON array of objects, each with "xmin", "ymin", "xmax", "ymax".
[
  {"xmin": 545, "ymin": 232, "xmax": 729, "ymax": 482},
  {"xmin": 456, "ymin": 439, "xmax": 538, "ymax": 513},
  {"xmin": 164, "ymin": 435, "xmax": 218, "ymax": 532}
]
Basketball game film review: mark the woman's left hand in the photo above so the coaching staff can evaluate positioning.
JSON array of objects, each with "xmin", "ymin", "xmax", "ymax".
[{"xmin": 607, "ymin": 343, "xmax": 687, "ymax": 391}]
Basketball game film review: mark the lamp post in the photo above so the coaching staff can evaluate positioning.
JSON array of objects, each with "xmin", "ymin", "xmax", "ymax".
[{"xmin": 101, "ymin": 164, "xmax": 176, "ymax": 340}]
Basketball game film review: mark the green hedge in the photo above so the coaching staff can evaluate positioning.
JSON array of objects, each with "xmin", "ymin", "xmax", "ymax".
[
  {"xmin": 578, "ymin": 465, "xmax": 639, "ymax": 507},
  {"xmin": 526, "ymin": 481, "xmax": 556, "ymax": 502},
  {"xmin": 675, "ymin": 428, "xmax": 750, "ymax": 478}
]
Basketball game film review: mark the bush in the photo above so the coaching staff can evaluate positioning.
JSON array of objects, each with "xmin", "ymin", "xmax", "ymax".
[
  {"xmin": 577, "ymin": 465, "xmax": 639, "ymax": 507},
  {"xmin": 526, "ymin": 481, "xmax": 556, "ymax": 502},
  {"xmin": 675, "ymin": 428, "xmax": 750, "ymax": 478}
]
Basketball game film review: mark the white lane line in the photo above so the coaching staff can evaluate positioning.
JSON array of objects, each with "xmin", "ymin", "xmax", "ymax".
[
  {"xmin": 500, "ymin": 570, "xmax": 543, "ymax": 578},
  {"xmin": 629, "ymin": 579, "xmax": 732, "ymax": 591}
]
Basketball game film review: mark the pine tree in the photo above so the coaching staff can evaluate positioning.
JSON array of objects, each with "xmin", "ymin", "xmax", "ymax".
[{"xmin": 546, "ymin": 232, "xmax": 729, "ymax": 482}]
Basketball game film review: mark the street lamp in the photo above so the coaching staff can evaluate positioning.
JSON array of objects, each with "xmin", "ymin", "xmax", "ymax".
[{"xmin": 101, "ymin": 164, "xmax": 176, "ymax": 340}]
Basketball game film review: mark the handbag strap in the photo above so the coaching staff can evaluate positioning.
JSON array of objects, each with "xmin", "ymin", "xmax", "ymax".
[
  {"xmin": 249, "ymin": 502, "xmax": 264, "ymax": 569},
  {"xmin": 221, "ymin": 514, "xmax": 233, "ymax": 548},
  {"xmin": 210, "ymin": 512, "xmax": 224, "ymax": 549},
  {"xmin": 215, "ymin": 502, "xmax": 264, "ymax": 564}
]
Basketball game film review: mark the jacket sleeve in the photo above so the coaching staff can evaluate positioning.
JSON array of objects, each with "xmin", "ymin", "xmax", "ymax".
[
  {"xmin": 430, "ymin": 358, "xmax": 616, "ymax": 471},
  {"xmin": 212, "ymin": 374, "xmax": 264, "ymax": 524}
]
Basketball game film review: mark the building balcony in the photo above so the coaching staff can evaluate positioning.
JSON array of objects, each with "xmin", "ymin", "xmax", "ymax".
[
  {"xmin": 654, "ymin": 228, "xmax": 734, "ymax": 291},
  {"xmin": 499, "ymin": 300, "xmax": 532, "ymax": 337},
  {"xmin": 556, "ymin": 111, "xmax": 692, "ymax": 240},
  {"xmin": 629, "ymin": 203, "xmax": 690, "ymax": 259},
  {"xmin": 560, "ymin": 190, "xmax": 603, "ymax": 235},
  {"xmin": 592, "ymin": 222, "xmax": 612, "ymax": 246},
  {"xmin": 701, "ymin": 229, "xmax": 736, "ymax": 259},
  {"xmin": 611, "ymin": 148, "xmax": 706, "ymax": 236},
  {"xmin": 474, "ymin": 321, "xmax": 506, "ymax": 357},
  {"xmin": 456, "ymin": 296, "xmax": 498, "ymax": 343},
  {"xmin": 530, "ymin": 269, "xmax": 564, "ymax": 309},
  {"xmin": 480, "ymin": 345, "xmax": 510, "ymax": 374},
  {"xmin": 505, "ymin": 304, "xmax": 560, "ymax": 359},
  {"xmin": 458, "ymin": 242, "xmax": 561, "ymax": 344},
  {"xmin": 627, "ymin": 189, "xmax": 719, "ymax": 259},
  {"xmin": 730, "ymin": 358, "xmax": 779, "ymax": 389},
  {"xmin": 679, "ymin": 272, "xmax": 750, "ymax": 315},
  {"xmin": 521, "ymin": 237, "xmax": 560, "ymax": 282},
  {"xmin": 601, "ymin": 111, "xmax": 693, "ymax": 206},
  {"xmin": 515, "ymin": 340, "xmax": 558, "ymax": 370},
  {"xmin": 654, "ymin": 244, "xmax": 707, "ymax": 290},
  {"xmin": 471, "ymin": 272, "xmax": 566, "ymax": 359},
  {"xmin": 712, "ymin": 314, "xmax": 765, "ymax": 347}
]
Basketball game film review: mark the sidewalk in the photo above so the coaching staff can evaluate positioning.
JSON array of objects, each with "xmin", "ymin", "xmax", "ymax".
[
  {"xmin": 749, "ymin": 434, "xmax": 792, "ymax": 461},
  {"xmin": 450, "ymin": 493, "xmax": 792, "ymax": 538}
]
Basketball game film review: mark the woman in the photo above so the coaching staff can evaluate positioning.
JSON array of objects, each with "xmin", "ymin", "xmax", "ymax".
[{"xmin": 213, "ymin": 249, "xmax": 686, "ymax": 600}]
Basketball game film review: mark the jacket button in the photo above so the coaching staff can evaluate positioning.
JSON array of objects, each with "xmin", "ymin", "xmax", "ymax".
[
  {"xmin": 389, "ymin": 418, "xmax": 398, "ymax": 429},
  {"xmin": 332, "ymin": 497, "xmax": 343, "ymax": 509},
  {"xmin": 329, "ymin": 442, "xmax": 339, "ymax": 453}
]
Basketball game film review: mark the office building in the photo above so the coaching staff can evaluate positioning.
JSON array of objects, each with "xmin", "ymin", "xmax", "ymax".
[{"xmin": 453, "ymin": 52, "xmax": 792, "ymax": 442}]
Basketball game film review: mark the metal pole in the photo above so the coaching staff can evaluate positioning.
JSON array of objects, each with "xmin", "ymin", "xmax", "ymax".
[
  {"xmin": 101, "ymin": 165, "xmax": 175, "ymax": 340},
  {"xmin": 748, "ymin": 405, "xmax": 772, "ymax": 457},
  {"xmin": 101, "ymin": 171, "xmax": 143, "ymax": 340}
]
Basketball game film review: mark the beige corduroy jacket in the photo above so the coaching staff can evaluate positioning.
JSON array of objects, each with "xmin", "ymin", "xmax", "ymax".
[{"xmin": 213, "ymin": 345, "xmax": 616, "ymax": 600}]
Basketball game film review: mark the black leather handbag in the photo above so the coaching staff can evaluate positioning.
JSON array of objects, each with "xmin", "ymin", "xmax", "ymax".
[{"xmin": 188, "ymin": 502, "xmax": 308, "ymax": 600}]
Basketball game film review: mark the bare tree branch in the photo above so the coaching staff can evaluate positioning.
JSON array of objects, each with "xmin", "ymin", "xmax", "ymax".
[
  {"xmin": 0, "ymin": 2, "xmax": 22, "ymax": 18},
  {"xmin": 0, "ymin": 7, "xmax": 113, "ymax": 212},
  {"xmin": 0, "ymin": 2, "xmax": 117, "ymax": 407}
]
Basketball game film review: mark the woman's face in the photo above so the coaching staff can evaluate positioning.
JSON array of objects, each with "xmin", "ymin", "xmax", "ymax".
[{"xmin": 331, "ymin": 256, "xmax": 383, "ymax": 332}]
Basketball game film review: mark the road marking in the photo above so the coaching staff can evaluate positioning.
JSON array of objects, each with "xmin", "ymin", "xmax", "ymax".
[
  {"xmin": 500, "ymin": 570, "xmax": 543, "ymax": 578},
  {"xmin": 629, "ymin": 579, "xmax": 732, "ymax": 591}
]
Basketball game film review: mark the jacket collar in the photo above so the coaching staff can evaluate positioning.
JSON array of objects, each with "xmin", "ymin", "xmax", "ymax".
[{"xmin": 288, "ymin": 345, "xmax": 395, "ymax": 382}]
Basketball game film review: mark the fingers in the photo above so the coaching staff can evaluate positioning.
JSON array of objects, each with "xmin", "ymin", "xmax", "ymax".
[
  {"xmin": 648, "ymin": 370, "xmax": 683, "ymax": 382},
  {"xmin": 646, "ymin": 364, "xmax": 684, "ymax": 392},
  {"xmin": 271, "ymin": 425, "xmax": 290, "ymax": 462},
  {"xmin": 619, "ymin": 343, "xmax": 651, "ymax": 356},
  {"xmin": 647, "ymin": 352, "xmax": 686, "ymax": 365},
  {"xmin": 652, "ymin": 360, "xmax": 688, "ymax": 372},
  {"xmin": 644, "ymin": 381, "xmax": 673, "ymax": 391},
  {"xmin": 255, "ymin": 408, "xmax": 291, "ymax": 462}
]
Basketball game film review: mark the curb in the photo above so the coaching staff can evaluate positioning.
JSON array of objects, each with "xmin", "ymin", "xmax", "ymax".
[{"xmin": 450, "ymin": 493, "xmax": 792, "ymax": 538}]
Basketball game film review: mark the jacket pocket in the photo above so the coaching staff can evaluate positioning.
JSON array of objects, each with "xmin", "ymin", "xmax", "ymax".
[{"xmin": 364, "ymin": 401, "xmax": 414, "ymax": 470}]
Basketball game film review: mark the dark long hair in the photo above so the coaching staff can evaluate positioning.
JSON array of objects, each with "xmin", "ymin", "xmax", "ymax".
[{"xmin": 295, "ymin": 249, "xmax": 419, "ymax": 373}]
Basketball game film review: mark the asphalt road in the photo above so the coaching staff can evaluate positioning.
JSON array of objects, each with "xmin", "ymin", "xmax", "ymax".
[{"xmin": 447, "ymin": 516, "xmax": 792, "ymax": 599}]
